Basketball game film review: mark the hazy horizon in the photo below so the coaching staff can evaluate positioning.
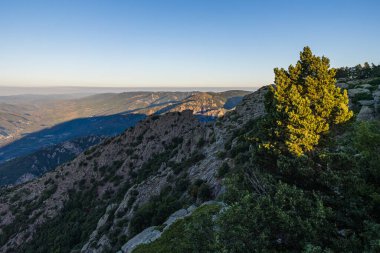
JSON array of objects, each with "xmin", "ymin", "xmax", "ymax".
[{"xmin": 0, "ymin": 85, "xmax": 258, "ymax": 96}]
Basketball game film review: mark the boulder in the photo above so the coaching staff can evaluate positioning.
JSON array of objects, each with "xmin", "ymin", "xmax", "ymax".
[
  {"xmin": 348, "ymin": 88, "xmax": 371, "ymax": 97},
  {"xmin": 358, "ymin": 100, "xmax": 375, "ymax": 106},
  {"xmin": 163, "ymin": 208, "xmax": 189, "ymax": 228},
  {"xmin": 336, "ymin": 83, "xmax": 348, "ymax": 89},
  {"xmin": 373, "ymin": 90, "xmax": 380, "ymax": 99},
  {"xmin": 357, "ymin": 106, "xmax": 374, "ymax": 121},
  {"xmin": 360, "ymin": 84, "xmax": 372, "ymax": 89},
  {"xmin": 121, "ymin": 227, "xmax": 162, "ymax": 253}
]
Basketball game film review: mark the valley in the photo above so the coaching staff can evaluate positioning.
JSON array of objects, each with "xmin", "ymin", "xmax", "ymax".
[
  {"xmin": 0, "ymin": 90, "xmax": 250, "ymax": 148},
  {"xmin": 0, "ymin": 90, "xmax": 250, "ymax": 186}
]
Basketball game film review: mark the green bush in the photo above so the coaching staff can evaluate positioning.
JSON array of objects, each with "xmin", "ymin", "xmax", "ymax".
[
  {"xmin": 197, "ymin": 184, "xmax": 212, "ymax": 202},
  {"xmin": 217, "ymin": 162, "xmax": 230, "ymax": 178},
  {"xmin": 218, "ymin": 183, "xmax": 331, "ymax": 252}
]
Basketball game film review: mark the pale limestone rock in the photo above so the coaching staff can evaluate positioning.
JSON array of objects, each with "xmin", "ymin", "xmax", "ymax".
[
  {"xmin": 358, "ymin": 100, "xmax": 375, "ymax": 106},
  {"xmin": 121, "ymin": 227, "xmax": 162, "ymax": 253},
  {"xmin": 348, "ymin": 88, "xmax": 371, "ymax": 97},
  {"xmin": 357, "ymin": 106, "xmax": 374, "ymax": 121},
  {"xmin": 336, "ymin": 83, "xmax": 348, "ymax": 89},
  {"xmin": 360, "ymin": 84, "xmax": 372, "ymax": 89}
]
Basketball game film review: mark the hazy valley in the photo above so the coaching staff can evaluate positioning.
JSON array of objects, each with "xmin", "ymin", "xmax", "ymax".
[{"xmin": 0, "ymin": 90, "xmax": 250, "ymax": 186}]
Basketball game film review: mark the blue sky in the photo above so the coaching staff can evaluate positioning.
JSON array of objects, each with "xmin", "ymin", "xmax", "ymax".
[{"xmin": 0, "ymin": 0, "xmax": 379, "ymax": 87}]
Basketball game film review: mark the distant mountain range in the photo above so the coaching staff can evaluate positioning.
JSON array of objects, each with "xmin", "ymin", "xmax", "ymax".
[
  {"xmin": 0, "ymin": 90, "xmax": 251, "ymax": 185},
  {"xmin": 0, "ymin": 90, "xmax": 251, "ymax": 148}
]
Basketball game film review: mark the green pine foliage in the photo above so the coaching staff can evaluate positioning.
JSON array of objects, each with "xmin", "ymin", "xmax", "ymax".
[{"xmin": 265, "ymin": 47, "xmax": 353, "ymax": 156}]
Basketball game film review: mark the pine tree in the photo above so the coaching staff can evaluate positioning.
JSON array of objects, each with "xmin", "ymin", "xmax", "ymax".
[{"xmin": 267, "ymin": 47, "xmax": 353, "ymax": 156}]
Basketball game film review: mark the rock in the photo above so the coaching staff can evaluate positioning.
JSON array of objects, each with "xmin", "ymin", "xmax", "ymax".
[
  {"xmin": 15, "ymin": 173, "xmax": 36, "ymax": 184},
  {"xmin": 97, "ymin": 235, "xmax": 111, "ymax": 252},
  {"xmin": 163, "ymin": 208, "xmax": 189, "ymax": 227},
  {"xmin": 162, "ymin": 205, "xmax": 197, "ymax": 229},
  {"xmin": 347, "ymin": 80, "xmax": 361, "ymax": 85},
  {"xmin": 357, "ymin": 106, "xmax": 374, "ymax": 121},
  {"xmin": 336, "ymin": 83, "xmax": 348, "ymax": 89},
  {"xmin": 186, "ymin": 205, "xmax": 197, "ymax": 213},
  {"xmin": 360, "ymin": 84, "xmax": 372, "ymax": 89},
  {"xmin": 81, "ymin": 204, "xmax": 117, "ymax": 252},
  {"xmin": 348, "ymin": 88, "xmax": 371, "ymax": 97},
  {"xmin": 373, "ymin": 91, "xmax": 380, "ymax": 114},
  {"xmin": 233, "ymin": 85, "xmax": 268, "ymax": 123},
  {"xmin": 358, "ymin": 100, "xmax": 375, "ymax": 106},
  {"xmin": 97, "ymin": 204, "xmax": 118, "ymax": 230},
  {"xmin": 121, "ymin": 227, "xmax": 162, "ymax": 253}
]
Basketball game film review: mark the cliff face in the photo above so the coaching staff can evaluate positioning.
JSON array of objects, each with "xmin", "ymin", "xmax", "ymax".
[{"xmin": 0, "ymin": 88, "xmax": 266, "ymax": 253}]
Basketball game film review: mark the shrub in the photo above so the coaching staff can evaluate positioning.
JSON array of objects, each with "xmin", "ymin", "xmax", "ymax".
[
  {"xmin": 266, "ymin": 47, "xmax": 353, "ymax": 156},
  {"xmin": 218, "ymin": 183, "xmax": 330, "ymax": 252},
  {"xmin": 217, "ymin": 162, "xmax": 230, "ymax": 178},
  {"xmin": 197, "ymin": 183, "xmax": 212, "ymax": 202}
]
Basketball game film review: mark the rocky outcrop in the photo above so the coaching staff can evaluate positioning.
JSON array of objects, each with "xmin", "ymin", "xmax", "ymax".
[
  {"xmin": 119, "ymin": 227, "xmax": 161, "ymax": 253},
  {"xmin": 357, "ymin": 106, "xmax": 375, "ymax": 121},
  {"xmin": 348, "ymin": 88, "xmax": 371, "ymax": 97},
  {"xmin": 233, "ymin": 85, "xmax": 268, "ymax": 122},
  {"xmin": 337, "ymin": 78, "xmax": 380, "ymax": 120},
  {"xmin": 82, "ymin": 204, "xmax": 118, "ymax": 253},
  {"xmin": 119, "ymin": 201, "xmax": 222, "ymax": 253},
  {"xmin": 119, "ymin": 205, "xmax": 195, "ymax": 253}
]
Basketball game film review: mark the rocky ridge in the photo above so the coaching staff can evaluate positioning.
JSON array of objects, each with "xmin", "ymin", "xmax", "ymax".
[{"xmin": 0, "ymin": 87, "xmax": 265, "ymax": 253}]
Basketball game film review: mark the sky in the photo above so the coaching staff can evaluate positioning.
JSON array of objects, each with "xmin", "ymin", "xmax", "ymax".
[{"xmin": 0, "ymin": 0, "xmax": 379, "ymax": 88}]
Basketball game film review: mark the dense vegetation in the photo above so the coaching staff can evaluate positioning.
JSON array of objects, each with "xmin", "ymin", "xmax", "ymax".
[{"xmin": 217, "ymin": 119, "xmax": 380, "ymax": 252}]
